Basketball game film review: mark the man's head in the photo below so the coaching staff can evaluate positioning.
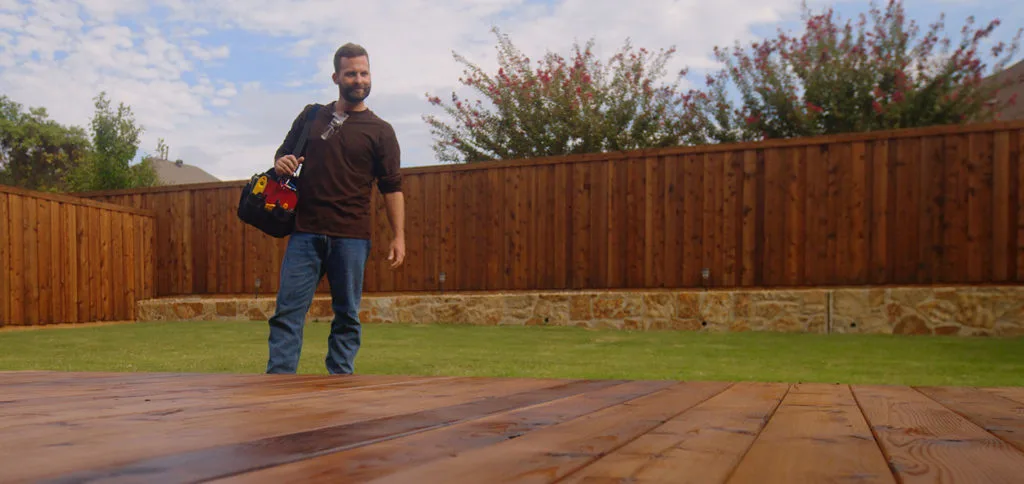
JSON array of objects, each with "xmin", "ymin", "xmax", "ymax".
[{"xmin": 332, "ymin": 43, "xmax": 371, "ymax": 105}]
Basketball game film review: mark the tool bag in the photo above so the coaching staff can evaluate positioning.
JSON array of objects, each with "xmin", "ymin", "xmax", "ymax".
[{"xmin": 236, "ymin": 104, "xmax": 321, "ymax": 238}]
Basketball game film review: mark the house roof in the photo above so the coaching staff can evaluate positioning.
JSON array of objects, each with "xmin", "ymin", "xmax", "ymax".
[
  {"xmin": 149, "ymin": 158, "xmax": 220, "ymax": 185},
  {"xmin": 986, "ymin": 58, "xmax": 1024, "ymax": 121}
]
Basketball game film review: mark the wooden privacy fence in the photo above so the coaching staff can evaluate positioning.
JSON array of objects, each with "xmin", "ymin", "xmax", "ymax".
[
  {"xmin": 0, "ymin": 185, "xmax": 156, "ymax": 326},
  {"xmin": 79, "ymin": 120, "xmax": 1024, "ymax": 297}
]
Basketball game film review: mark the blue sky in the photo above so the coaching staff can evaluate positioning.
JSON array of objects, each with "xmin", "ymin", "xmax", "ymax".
[{"xmin": 1, "ymin": 0, "xmax": 1020, "ymax": 181}]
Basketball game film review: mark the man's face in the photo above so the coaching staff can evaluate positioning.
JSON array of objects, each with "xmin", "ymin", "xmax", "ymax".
[{"xmin": 333, "ymin": 55, "xmax": 371, "ymax": 103}]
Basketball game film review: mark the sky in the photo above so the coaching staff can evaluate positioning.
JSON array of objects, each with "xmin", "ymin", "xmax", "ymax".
[{"xmin": 1, "ymin": 0, "xmax": 1021, "ymax": 181}]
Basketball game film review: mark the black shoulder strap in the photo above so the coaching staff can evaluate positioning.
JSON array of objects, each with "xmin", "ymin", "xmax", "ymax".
[{"xmin": 292, "ymin": 103, "xmax": 322, "ymax": 157}]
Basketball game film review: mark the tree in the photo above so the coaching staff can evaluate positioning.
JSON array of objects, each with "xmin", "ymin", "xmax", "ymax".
[
  {"xmin": 0, "ymin": 95, "xmax": 91, "ymax": 192},
  {"xmin": 423, "ymin": 27, "xmax": 698, "ymax": 163},
  {"xmin": 688, "ymin": 0, "xmax": 1023, "ymax": 142},
  {"xmin": 68, "ymin": 92, "xmax": 158, "ymax": 191},
  {"xmin": 154, "ymin": 138, "xmax": 169, "ymax": 160},
  {"xmin": 132, "ymin": 138, "xmax": 169, "ymax": 189},
  {"xmin": 130, "ymin": 155, "xmax": 161, "ymax": 188}
]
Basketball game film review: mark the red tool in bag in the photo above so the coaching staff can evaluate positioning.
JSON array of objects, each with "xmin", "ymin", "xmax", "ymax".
[{"xmin": 236, "ymin": 104, "xmax": 321, "ymax": 238}]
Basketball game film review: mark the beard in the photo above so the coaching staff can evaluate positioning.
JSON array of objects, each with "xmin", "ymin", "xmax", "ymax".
[{"xmin": 341, "ymin": 83, "xmax": 370, "ymax": 103}]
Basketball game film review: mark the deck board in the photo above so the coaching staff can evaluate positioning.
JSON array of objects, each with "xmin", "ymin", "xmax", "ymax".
[
  {"xmin": 218, "ymin": 380, "xmax": 678, "ymax": 483},
  {"xmin": 853, "ymin": 385, "xmax": 1024, "ymax": 483},
  {"xmin": 0, "ymin": 372, "xmax": 1021, "ymax": 483},
  {"xmin": 557, "ymin": 381, "xmax": 788, "ymax": 484},
  {"xmin": 916, "ymin": 386, "xmax": 1024, "ymax": 454},
  {"xmin": 725, "ymin": 383, "xmax": 896, "ymax": 484},
  {"xmin": 360, "ymin": 381, "xmax": 732, "ymax": 484},
  {"xmin": 986, "ymin": 387, "xmax": 1024, "ymax": 405}
]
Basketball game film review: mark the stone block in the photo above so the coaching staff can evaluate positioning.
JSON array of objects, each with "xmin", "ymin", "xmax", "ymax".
[
  {"xmin": 534, "ymin": 297, "xmax": 570, "ymax": 326},
  {"xmin": 592, "ymin": 294, "xmax": 640, "ymax": 319},
  {"xmin": 215, "ymin": 301, "xmax": 238, "ymax": 318},
  {"xmin": 643, "ymin": 293, "xmax": 674, "ymax": 319},
  {"xmin": 701, "ymin": 292, "xmax": 733, "ymax": 325},
  {"xmin": 831, "ymin": 288, "xmax": 889, "ymax": 334},
  {"xmin": 893, "ymin": 314, "xmax": 932, "ymax": 335},
  {"xmin": 674, "ymin": 293, "xmax": 700, "ymax": 318},
  {"xmin": 246, "ymin": 307, "xmax": 268, "ymax": 321},
  {"xmin": 129, "ymin": 285, "xmax": 1023, "ymax": 338},
  {"xmin": 173, "ymin": 302, "xmax": 205, "ymax": 320},
  {"xmin": 307, "ymin": 299, "xmax": 332, "ymax": 321},
  {"xmin": 570, "ymin": 295, "xmax": 592, "ymax": 321}
]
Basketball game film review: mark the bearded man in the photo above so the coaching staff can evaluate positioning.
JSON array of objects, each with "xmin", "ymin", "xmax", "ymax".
[{"xmin": 266, "ymin": 42, "xmax": 405, "ymax": 375}]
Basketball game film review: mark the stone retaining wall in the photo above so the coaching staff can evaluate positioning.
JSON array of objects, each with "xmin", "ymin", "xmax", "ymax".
[{"xmin": 136, "ymin": 286, "xmax": 1024, "ymax": 337}]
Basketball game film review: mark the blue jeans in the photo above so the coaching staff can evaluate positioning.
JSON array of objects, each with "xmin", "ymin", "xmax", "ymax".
[{"xmin": 266, "ymin": 232, "xmax": 370, "ymax": 375}]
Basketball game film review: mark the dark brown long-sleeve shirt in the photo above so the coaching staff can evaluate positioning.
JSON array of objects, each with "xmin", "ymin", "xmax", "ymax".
[{"xmin": 274, "ymin": 101, "xmax": 402, "ymax": 240}]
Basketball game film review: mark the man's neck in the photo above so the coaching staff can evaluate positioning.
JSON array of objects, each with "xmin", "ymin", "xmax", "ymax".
[{"xmin": 337, "ymin": 99, "xmax": 367, "ymax": 113}]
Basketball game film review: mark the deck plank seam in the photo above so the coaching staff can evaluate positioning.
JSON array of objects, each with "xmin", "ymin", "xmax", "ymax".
[
  {"xmin": 849, "ymin": 384, "xmax": 904, "ymax": 484},
  {"xmin": 0, "ymin": 374, "xmax": 458, "ymax": 403},
  {"xmin": 218, "ymin": 379, "xmax": 680, "ymax": 482},
  {"xmin": 0, "ymin": 376, "xmax": 471, "ymax": 431},
  {"xmin": 550, "ymin": 381, "xmax": 738, "ymax": 484},
  {"xmin": 210, "ymin": 380, "xmax": 651, "ymax": 479},
  {"xmin": 983, "ymin": 388, "xmax": 1024, "ymax": 406},
  {"xmin": 5, "ymin": 372, "xmax": 1024, "ymax": 483},
  {"xmin": 911, "ymin": 385, "xmax": 1024, "ymax": 456},
  {"xmin": 197, "ymin": 379, "xmax": 637, "ymax": 481},
  {"xmin": 716, "ymin": 382, "xmax": 793, "ymax": 484},
  {"xmin": 32, "ymin": 379, "xmax": 627, "ymax": 483}
]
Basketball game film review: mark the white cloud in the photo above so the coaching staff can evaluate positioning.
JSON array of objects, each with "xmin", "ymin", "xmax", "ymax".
[{"xmin": 1, "ymin": 0, "xmax": 820, "ymax": 181}]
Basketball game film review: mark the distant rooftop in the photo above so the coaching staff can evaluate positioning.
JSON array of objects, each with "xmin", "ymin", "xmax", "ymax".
[
  {"xmin": 986, "ymin": 58, "xmax": 1024, "ymax": 121},
  {"xmin": 149, "ymin": 158, "xmax": 220, "ymax": 185}
]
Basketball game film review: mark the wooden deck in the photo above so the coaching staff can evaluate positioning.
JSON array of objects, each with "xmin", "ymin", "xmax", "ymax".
[{"xmin": 1, "ymin": 371, "xmax": 1023, "ymax": 483}]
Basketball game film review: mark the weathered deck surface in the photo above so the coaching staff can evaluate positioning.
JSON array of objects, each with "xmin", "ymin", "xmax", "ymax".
[{"xmin": 1, "ymin": 371, "xmax": 1023, "ymax": 483}]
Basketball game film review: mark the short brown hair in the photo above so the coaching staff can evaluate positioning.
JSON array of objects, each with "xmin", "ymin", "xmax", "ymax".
[{"xmin": 334, "ymin": 43, "xmax": 368, "ymax": 72}]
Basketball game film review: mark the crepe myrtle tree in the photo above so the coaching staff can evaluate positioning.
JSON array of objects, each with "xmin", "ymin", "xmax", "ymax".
[
  {"xmin": 423, "ymin": 27, "xmax": 703, "ymax": 163},
  {"xmin": 688, "ymin": 0, "xmax": 1023, "ymax": 142}
]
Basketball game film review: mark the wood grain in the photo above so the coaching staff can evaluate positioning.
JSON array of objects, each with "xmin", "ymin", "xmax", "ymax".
[
  {"xmin": 854, "ymin": 385, "xmax": 1024, "ymax": 483},
  {"xmin": 29, "ymin": 380, "xmax": 622, "ymax": 483},
  {"xmin": 70, "ymin": 119, "xmax": 1024, "ymax": 186},
  {"xmin": 218, "ymin": 380, "xmax": 676, "ymax": 483},
  {"xmin": 364, "ymin": 381, "xmax": 732, "ymax": 484},
  {"xmin": 984, "ymin": 387, "xmax": 1024, "ymax": 405},
  {"xmin": 915, "ymin": 386, "xmax": 1024, "ymax": 453},
  {"xmin": 2, "ymin": 377, "xmax": 575, "ymax": 482},
  {"xmin": 559, "ymin": 382, "xmax": 788, "ymax": 484},
  {"xmin": 65, "ymin": 121, "xmax": 1024, "ymax": 296},
  {"xmin": 0, "ymin": 374, "xmax": 436, "ymax": 428},
  {"xmin": 6, "ymin": 371, "xmax": 1024, "ymax": 483},
  {"xmin": 0, "ymin": 193, "xmax": 8, "ymax": 324},
  {"xmin": 725, "ymin": 383, "xmax": 895, "ymax": 484},
  {"xmin": 0, "ymin": 190, "xmax": 154, "ymax": 325}
]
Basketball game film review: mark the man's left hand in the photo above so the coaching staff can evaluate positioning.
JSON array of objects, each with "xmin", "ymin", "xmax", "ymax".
[{"xmin": 388, "ymin": 237, "xmax": 406, "ymax": 269}]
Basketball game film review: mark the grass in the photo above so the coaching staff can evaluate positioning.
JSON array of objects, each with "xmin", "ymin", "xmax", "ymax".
[{"xmin": 1, "ymin": 321, "xmax": 1022, "ymax": 387}]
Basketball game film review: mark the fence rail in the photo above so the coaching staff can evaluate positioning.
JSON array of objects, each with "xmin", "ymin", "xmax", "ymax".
[
  {"xmin": 0, "ymin": 185, "xmax": 156, "ymax": 325},
  {"xmin": 78, "ymin": 120, "xmax": 1024, "ymax": 297}
]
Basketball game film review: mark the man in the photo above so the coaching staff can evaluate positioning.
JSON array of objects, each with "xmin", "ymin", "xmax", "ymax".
[{"xmin": 266, "ymin": 42, "xmax": 405, "ymax": 375}]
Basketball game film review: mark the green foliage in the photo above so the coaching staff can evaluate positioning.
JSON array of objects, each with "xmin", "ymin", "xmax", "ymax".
[
  {"xmin": 0, "ymin": 95, "xmax": 91, "ymax": 192},
  {"xmin": 69, "ymin": 92, "xmax": 158, "ymax": 192},
  {"xmin": 0, "ymin": 92, "xmax": 161, "ymax": 192},
  {"xmin": 423, "ymin": 27, "xmax": 696, "ymax": 163},
  {"xmin": 426, "ymin": 2, "xmax": 1022, "ymax": 158},
  {"xmin": 686, "ymin": 0, "xmax": 1023, "ymax": 142},
  {"xmin": 130, "ymin": 156, "xmax": 161, "ymax": 188}
]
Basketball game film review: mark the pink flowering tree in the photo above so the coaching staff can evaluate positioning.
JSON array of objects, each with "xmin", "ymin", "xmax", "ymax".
[
  {"xmin": 692, "ymin": 0, "xmax": 1022, "ymax": 141},
  {"xmin": 423, "ymin": 27, "xmax": 700, "ymax": 163},
  {"xmin": 425, "ymin": 2, "xmax": 1021, "ymax": 160}
]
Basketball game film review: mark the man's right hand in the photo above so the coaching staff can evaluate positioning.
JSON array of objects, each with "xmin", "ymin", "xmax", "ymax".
[{"xmin": 274, "ymin": 155, "xmax": 304, "ymax": 176}]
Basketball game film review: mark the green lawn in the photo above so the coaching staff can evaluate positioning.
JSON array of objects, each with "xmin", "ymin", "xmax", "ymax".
[{"xmin": 1, "ymin": 321, "xmax": 1022, "ymax": 387}]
